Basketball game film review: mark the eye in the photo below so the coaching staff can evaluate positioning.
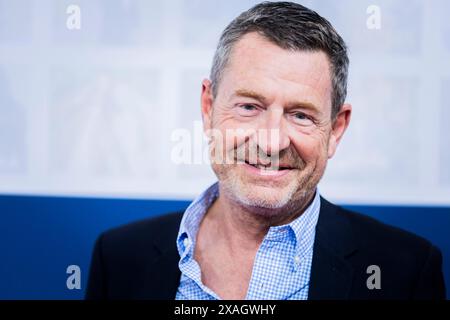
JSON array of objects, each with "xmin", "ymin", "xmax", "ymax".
[
  {"xmin": 241, "ymin": 104, "xmax": 257, "ymax": 111},
  {"xmin": 236, "ymin": 104, "xmax": 260, "ymax": 117},
  {"xmin": 291, "ymin": 112, "xmax": 315, "ymax": 126}
]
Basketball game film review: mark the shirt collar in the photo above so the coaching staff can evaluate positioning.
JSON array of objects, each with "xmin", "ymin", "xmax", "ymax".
[
  {"xmin": 265, "ymin": 189, "xmax": 321, "ymax": 262},
  {"xmin": 177, "ymin": 182, "xmax": 219, "ymax": 257},
  {"xmin": 176, "ymin": 181, "xmax": 321, "ymax": 259}
]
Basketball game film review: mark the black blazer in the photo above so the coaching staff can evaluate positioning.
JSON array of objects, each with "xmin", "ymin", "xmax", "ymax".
[{"xmin": 85, "ymin": 196, "xmax": 446, "ymax": 300}]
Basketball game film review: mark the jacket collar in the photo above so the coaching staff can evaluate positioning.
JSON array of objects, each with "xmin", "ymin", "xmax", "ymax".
[
  {"xmin": 143, "ymin": 213, "xmax": 183, "ymax": 300},
  {"xmin": 308, "ymin": 196, "xmax": 358, "ymax": 300}
]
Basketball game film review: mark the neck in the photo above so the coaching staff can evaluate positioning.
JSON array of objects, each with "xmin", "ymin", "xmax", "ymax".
[{"xmin": 206, "ymin": 185, "xmax": 316, "ymax": 252}]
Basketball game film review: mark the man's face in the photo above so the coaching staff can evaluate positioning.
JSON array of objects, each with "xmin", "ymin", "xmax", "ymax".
[{"xmin": 201, "ymin": 32, "xmax": 350, "ymax": 213}]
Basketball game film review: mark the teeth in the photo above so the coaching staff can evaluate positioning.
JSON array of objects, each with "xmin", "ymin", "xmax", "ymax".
[
  {"xmin": 256, "ymin": 164, "xmax": 278, "ymax": 170},
  {"xmin": 246, "ymin": 161, "xmax": 289, "ymax": 171}
]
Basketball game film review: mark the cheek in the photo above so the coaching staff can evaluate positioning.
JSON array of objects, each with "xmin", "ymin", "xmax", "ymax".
[
  {"xmin": 209, "ymin": 127, "xmax": 249, "ymax": 162},
  {"xmin": 290, "ymin": 131, "xmax": 329, "ymax": 164},
  {"xmin": 213, "ymin": 118, "xmax": 257, "ymax": 152}
]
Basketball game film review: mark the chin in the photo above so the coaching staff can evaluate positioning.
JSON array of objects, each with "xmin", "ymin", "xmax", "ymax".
[
  {"xmin": 229, "ymin": 178, "xmax": 298, "ymax": 210},
  {"xmin": 215, "ymin": 164, "xmax": 312, "ymax": 209}
]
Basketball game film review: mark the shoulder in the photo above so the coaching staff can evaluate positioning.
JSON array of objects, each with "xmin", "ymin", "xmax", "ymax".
[
  {"xmin": 328, "ymin": 199, "xmax": 443, "ymax": 283},
  {"xmin": 319, "ymin": 196, "xmax": 442, "ymax": 273},
  {"xmin": 317, "ymin": 197, "xmax": 446, "ymax": 298},
  {"xmin": 320, "ymin": 196, "xmax": 435, "ymax": 253},
  {"xmin": 86, "ymin": 211, "xmax": 185, "ymax": 299},
  {"xmin": 98, "ymin": 211, "xmax": 184, "ymax": 258},
  {"xmin": 342, "ymin": 205, "xmax": 435, "ymax": 255}
]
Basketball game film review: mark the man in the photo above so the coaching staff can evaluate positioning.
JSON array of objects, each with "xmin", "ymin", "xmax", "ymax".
[{"xmin": 86, "ymin": 2, "xmax": 446, "ymax": 299}]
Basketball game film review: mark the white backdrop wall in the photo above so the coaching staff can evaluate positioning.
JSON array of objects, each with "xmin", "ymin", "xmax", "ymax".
[{"xmin": 0, "ymin": 0, "xmax": 449, "ymax": 205}]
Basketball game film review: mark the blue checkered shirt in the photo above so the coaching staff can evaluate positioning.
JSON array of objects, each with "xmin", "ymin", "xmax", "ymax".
[{"xmin": 175, "ymin": 182, "xmax": 321, "ymax": 300}]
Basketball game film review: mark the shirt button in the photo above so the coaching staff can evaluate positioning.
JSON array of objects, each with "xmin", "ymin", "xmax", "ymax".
[
  {"xmin": 183, "ymin": 237, "xmax": 190, "ymax": 248},
  {"xmin": 294, "ymin": 255, "xmax": 301, "ymax": 265}
]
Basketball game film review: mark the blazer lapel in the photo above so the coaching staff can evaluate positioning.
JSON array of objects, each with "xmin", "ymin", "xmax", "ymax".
[
  {"xmin": 143, "ymin": 244, "xmax": 181, "ymax": 299},
  {"xmin": 142, "ymin": 213, "xmax": 183, "ymax": 300},
  {"xmin": 308, "ymin": 197, "xmax": 358, "ymax": 300}
]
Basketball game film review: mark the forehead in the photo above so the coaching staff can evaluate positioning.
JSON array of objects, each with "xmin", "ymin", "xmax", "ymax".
[{"xmin": 220, "ymin": 32, "xmax": 332, "ymax": 108}]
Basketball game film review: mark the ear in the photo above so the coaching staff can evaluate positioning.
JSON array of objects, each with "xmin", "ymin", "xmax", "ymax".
[
  {"xmin": 201, "ymin": 79, "xmax": 214, "ymax": 135},
  {"xmin": 327, "ymin": 103, "xmax": 352, "ymax": 159}
]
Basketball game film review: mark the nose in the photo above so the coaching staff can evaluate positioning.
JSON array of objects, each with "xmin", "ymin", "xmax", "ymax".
[{"xmin": 255, "ymin": 108, "xmax": 290, "ymax": 157}]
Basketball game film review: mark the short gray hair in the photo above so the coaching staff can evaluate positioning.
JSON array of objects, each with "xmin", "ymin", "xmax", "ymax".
[{"xmin": 210, "ymin": 1, "xmax": 349, "ymax": 119}]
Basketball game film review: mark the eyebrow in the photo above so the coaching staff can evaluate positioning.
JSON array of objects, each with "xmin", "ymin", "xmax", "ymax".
[
  {"xmin": 286, "ymin": 101, "xmax": 321, "ymax": 114},
  {"xmin": 232, "ymin": 89, "xmax": 268, "ymax": 104},
  {"xmin": 232, "ymin": 89, "xmax": 321, "ymax": 114}
]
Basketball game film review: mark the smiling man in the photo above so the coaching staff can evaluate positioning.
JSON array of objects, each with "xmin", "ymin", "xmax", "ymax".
[{"xmin": 86, "ymin": 2, "xmax": 445, "ymax": 300}]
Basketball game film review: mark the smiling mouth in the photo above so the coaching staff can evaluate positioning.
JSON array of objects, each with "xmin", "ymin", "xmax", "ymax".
[{"xmin": 243, "ymin": 159, "xmax": 293, "ymax": 171}]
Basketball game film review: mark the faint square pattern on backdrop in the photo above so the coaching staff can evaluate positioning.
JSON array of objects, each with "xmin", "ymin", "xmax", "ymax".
[{"xmin": 0, "ymin": 0, "xmax": 448, "ymax": 204}]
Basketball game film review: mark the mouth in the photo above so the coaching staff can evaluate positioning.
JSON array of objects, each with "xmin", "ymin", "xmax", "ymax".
[{"xmin": 241, "ymin": 159, "xmax": 295, "ymax": 177}]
